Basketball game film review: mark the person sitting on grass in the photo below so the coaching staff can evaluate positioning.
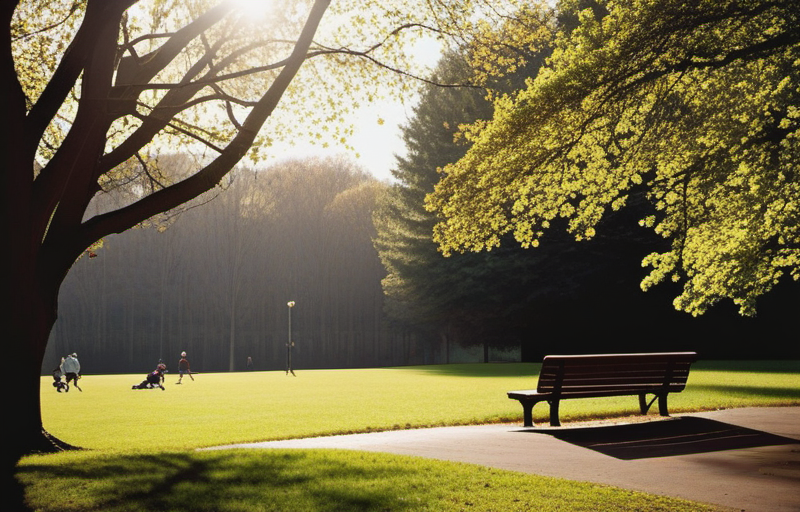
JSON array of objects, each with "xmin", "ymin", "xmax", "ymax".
[
  {"xmin": 132, "ymin": 363, "xmax": 167, "ymax": 390},
  {"xmin": 176, "ymin": 351, "xmax": 194, "ymax": 384},
  {"xmin": 52, "ymin": 359, "xmax": 68, "ymax": 392}
]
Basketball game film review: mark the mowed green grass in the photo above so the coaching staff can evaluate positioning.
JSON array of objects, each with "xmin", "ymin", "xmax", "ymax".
[
  {"xmin": 39, "ymin": 361, "xmax": 800, "ymax": 452},
  {"xmin": 18, "ymin": 361, "xmax": 799, "ymax": 512}
]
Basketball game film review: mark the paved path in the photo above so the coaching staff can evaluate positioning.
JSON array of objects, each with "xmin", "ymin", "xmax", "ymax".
[{"xmin": 210, "ymin": 407, "xmax": 800, "ymax": 512}]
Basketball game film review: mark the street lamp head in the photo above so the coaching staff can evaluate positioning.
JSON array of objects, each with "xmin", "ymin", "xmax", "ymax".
[{"xmin": 287, "ymin": 301, "xmax": 295, "ymax": 308}]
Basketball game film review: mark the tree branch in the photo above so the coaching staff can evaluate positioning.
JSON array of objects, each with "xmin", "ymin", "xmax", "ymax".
[{"xmin": 80, "ymin": 0, "xmax": 332, "ymax": 248}]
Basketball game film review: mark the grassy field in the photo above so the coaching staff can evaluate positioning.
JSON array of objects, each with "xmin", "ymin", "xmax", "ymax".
[{"xmin": 17, "ymin": 361, "xmax": 800, "ymax": 512}]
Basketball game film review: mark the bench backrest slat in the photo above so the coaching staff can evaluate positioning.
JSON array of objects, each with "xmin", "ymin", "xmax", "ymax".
[{"xmin": 536, "ymin": 352, "xmax": 696, "ymax": 395}]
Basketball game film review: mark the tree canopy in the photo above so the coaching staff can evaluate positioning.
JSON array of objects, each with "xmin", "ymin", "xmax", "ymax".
[
  {"xmin": 373, "ymin": 22, "xmax": 554, "ymax": 358},
  {"xmin": 427, "ymin": 0, "xmax": 800, "ymax": 316},
  {"xmin": 2, "ymin": 0, "xmax": 515, "ymax": 474}
]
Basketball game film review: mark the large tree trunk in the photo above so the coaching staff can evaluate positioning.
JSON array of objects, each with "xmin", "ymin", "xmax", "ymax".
[
  {"xmin": 3, "ymin": 1, "xmax": 331, "ymax": 507},
  {"xmin": 6, "ymin": 251, "xmax": 79, "ymax": 512}
]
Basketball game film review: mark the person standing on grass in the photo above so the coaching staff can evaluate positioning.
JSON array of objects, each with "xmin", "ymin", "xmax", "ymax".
[
  {"xmin": 61, "ymin": 353, "xmax": 82, "ymax": 391},
  {"xmin": 177, "ymin": 351, "xmax": 194, "ymax": 384}
]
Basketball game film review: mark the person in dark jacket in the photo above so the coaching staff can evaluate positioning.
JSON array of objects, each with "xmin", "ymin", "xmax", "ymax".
[
  {"xmin": 132, "ymin": 363, "xmax": 167, "ymax": 390},
  {"xmin": 52, "ymin": 359, "xmax": 68, "ymax": 392},
  {"xmin": 176, "ymin": 352, "xmax": 194, "ymax": 384}
]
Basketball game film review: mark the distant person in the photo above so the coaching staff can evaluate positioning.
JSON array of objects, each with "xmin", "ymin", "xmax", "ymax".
[
  {"xmin": 246, "ymin": 356, "xmax": 253, "ymax": 370},
  {"xmin": 177, "ymin": 352, "xmax": 194, "ymax": 384},
  {"xmin": 61, "ymin": 353, "xmax": 82, "ymax": 391},
  {"xmin": 132, "ymin": 363, "xmax": 167, "ymax": 390},
  {"xmin": 52, "ymin": 358, "xmax": 67, "ymax": 392}
]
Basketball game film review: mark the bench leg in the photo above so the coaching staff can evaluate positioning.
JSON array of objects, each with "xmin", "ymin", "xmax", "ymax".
[
  {"xmin": 638, "ymin": 393, "xmax": 670, "ymax": 416},
  {"xmin": 658, "ymin": 394, "xmax": 669, "ymax": 416},
  {"xmin": 638, "ymin": 393, "xmax": 650, "ymax": 414},
  {"xmin": 521, "ymin": 401, "xmax": 535, "ymax": 427},
  {"xmin": 548, "ymin": 400, "xmax": 561, "ymax": 427}
]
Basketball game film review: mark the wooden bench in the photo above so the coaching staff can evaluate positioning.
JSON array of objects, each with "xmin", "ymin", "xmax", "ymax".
[{"xmin": 507, "ymin": 352, "xmax": 697, "ymax": 427}]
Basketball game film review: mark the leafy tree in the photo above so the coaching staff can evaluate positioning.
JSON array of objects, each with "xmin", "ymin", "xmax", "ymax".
[
  {"xmin": 374, "ymin": 6, "xmax": 555, "ymax": 360},
  {"xmin": 5, "ymin": 0, "xmax": 336, "ymax": 472},
  {"xmin": 427, "ymin": 0, "xmax": 800, "ymax": 316},
  {"xmin": 2, "ymin": 0, "xmax": 481, "ymax": 478}
]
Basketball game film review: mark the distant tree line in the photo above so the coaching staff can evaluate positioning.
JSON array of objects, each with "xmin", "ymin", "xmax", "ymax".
[{"xmin": 45, "ymin": 157, "xmax": 430, "ymax": 375}]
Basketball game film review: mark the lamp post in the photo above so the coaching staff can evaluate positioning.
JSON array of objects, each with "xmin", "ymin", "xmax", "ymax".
[{"xmin": 286, "ymin": 301, "xmax": 296, "ymax": 376}]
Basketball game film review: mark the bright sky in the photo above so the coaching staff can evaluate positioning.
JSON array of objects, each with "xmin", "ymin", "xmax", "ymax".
[
  {"xmin": 268, "ymin": 44, "xmax": 443, "ymax": 183},
  {"xmin": 268, "ymin": 97, "xmax": 416, "ymax": 183},
  {"xmin": 343, "ymin": 100, "xmax": 416, "ymax": 182},
  {"xmin": 227, "ymin": 0, "xmax": 444, "ymax": 183}
]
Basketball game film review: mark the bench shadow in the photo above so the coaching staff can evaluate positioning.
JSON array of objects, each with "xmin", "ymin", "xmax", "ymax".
[{"xmin": 525, "ymin": 417, "xmax": 799, "ymax": 460}]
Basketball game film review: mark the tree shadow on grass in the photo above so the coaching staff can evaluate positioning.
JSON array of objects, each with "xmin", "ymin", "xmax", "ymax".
[
  {"xmin": 532, "ymin": 417, "xmax": 800, "ymax": 460},
  {"xmin": 17, "ymin": 450, "xmax": 432, "ymax": 512},
  {"xmin": 17, "ymin": 445, "xmax": 732, "ymax": 512}
]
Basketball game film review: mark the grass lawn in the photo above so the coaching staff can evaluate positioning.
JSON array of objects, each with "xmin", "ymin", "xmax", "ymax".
[{"xmin": 17, "ymin": 361, "xmax": 800, "ymax": 512}]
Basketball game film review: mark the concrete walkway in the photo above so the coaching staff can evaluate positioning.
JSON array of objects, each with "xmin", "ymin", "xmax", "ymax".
[{"xmin": 210, "ymin": 407, "xmax": 800, "ymax": 512}]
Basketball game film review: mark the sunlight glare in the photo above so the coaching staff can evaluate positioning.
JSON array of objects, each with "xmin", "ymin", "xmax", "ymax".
[{"xmin": 230, "ymin": 0, "xmax": 276, "ymax": 23}]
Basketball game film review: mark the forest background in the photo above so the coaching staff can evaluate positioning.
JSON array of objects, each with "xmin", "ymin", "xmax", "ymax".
[
  {"xmin": 42, "ymin": 1, "xmax": 799, "ymax": 376},
  {"xmin": 46, "ymin": 99, "xmax": 798, "ymax": 375}
]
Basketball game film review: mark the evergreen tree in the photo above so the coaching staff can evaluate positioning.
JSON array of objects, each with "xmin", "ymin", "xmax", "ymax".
[
  {"xmin": 374, "ymin": 43, "xmax": 554, "ymax": 359},
  {"xmin": 379, "ymin": 1, "xmax": 799, "ymax": 360}
]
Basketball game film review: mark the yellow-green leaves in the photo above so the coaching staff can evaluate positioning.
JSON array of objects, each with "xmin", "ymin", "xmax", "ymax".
[{"xmin": 428, "ymin": 0, "xmax": 800, "ymax": 315}]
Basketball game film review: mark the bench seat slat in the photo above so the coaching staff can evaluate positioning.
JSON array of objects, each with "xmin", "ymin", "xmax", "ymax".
[
  {"xmin": 542, "ymin": 367, "xmax": 692, "ymax": 378},
  {"xmin": 509, "ymin": 384, "xmax": 686, "ymax": 399},
  {"xmin": 539, "ymin": 376, "xmax": 690, "ymax": 389},
  {"xmin": 541, "ymin": 352, "xmax": 697, "ymax": 362},
  {"xmin": 542, "ymin": 356, "xmax": 691, "ymax": 371},
  {"xmin": 559, "ymin": 383, "xmax": 688, "ymax": 393},
  {"xmin": 539, "ymin": 365, "xmax": 690, "ymax": 374},
  {"xmin": 541, "ymin": 370, "xmax": 691, "ymax": 381},
  {"xmin": 539, "ymin": 376, "xmax": 689, "ymax": 389}
]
